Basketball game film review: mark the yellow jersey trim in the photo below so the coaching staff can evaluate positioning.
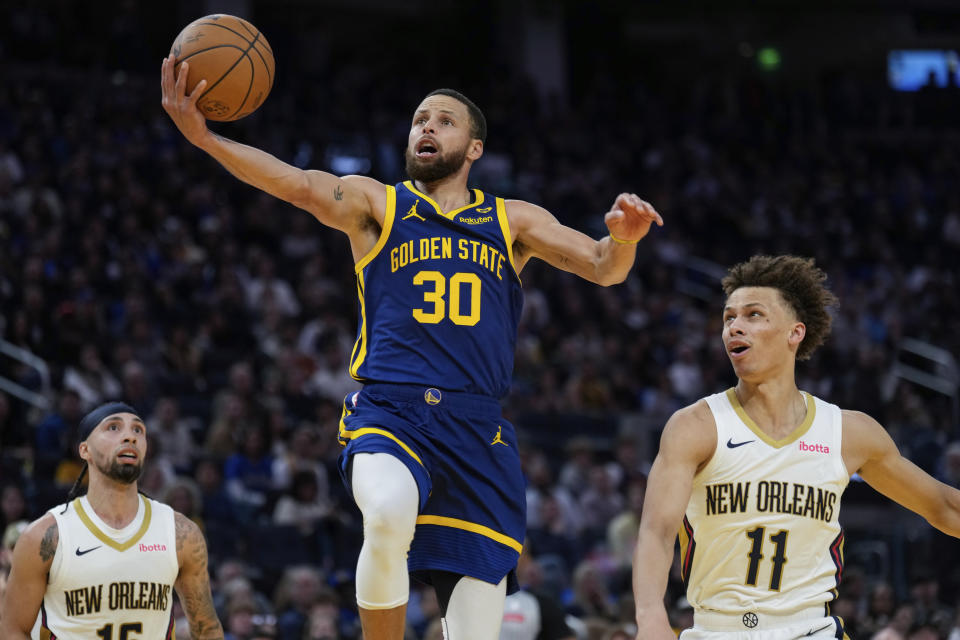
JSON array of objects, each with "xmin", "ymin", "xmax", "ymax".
[
  {"xmin": 678, "ymin": 524, "xmax": 689, "ymax": 564},
  {"xmin": 416, "ymin": 514, "xmax": 523, "ymax": 553},
  {"xmin": 341, "ymin": 426, "xmax": 424, "ymax": 467},
  {"xmin": 337, "ymin": 397, "xmax": 352, "ymax": 446},
  {"xmin": 725, "ymin": 388, "xmax": 817, "ymax": 449},
  {"xmin": 354, "ymin": 185, "xmax": 396, "ymax": 274},
  {"xmin": 348, "ymin": 272, "xmax": 368, "ymax": 380},
  {"xmin": 403, "ymin": 180, "xmax": 483, "ymax": 220},
  {"xmin": 495, "ymin": 197, "xmax": 520, "ymax": 279},
  {"xmin": 74, "ymin": 495, "xmax": 152, "ymax": 551}
]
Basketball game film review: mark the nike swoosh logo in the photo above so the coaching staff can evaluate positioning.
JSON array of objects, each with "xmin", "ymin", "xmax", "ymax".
[
  {"xmin": 726, "ymin": 438, "xmax": 755, "ymax": 448},
  {"xmin": 75, "ymin": 545, "xmax": 101, "ymax": 556},
  {"xmin": 806, "ymin": 623, "xmax": 833, "ymax": 636}
]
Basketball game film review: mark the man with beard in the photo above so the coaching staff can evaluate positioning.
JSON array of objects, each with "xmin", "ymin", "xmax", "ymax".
[
  {"xmin": 162, "ymin": 57, "xmax": 662, "ymax": 640},
  {"xmin": 0, "ymin": 402, "xmax": 223, "ymax": 639}
]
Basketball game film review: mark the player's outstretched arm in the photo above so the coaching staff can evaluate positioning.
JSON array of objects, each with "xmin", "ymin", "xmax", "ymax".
[
  {"xmin": 846, "ymin": 411, "xmax": 960, "ymax": 537},
  {"xmin": 0, "ymin": 514, "xmax": 57, "ymax": 639},
  {"xmin": 174, "ymin": 513, "xmax": 225, "ymax": 640},
  {"xmin": 506, "ymin": 193, "xmax": 662, "ymax": 285},
  {"xmin": 160, "ymin": 55, "xmax": 377, "ymax": 236},
  {"xmin": 633, "ymin": 402, "xmax": 715, "ymax": 640}
]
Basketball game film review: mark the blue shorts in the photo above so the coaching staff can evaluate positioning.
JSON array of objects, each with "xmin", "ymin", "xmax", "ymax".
[{"xmin": 338, "ymin": 383, "xmax": 525, "ymax": 592}]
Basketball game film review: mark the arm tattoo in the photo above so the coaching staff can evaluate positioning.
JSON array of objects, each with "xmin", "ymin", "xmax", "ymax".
[
  {"xmin": 334, "ymin": 184, "xmax": 344, "ymax": 201},
  {"xmin": 39, "ymin": 522, "xmax": 58, "ymax": 562},
  {"xmin": 175, "ymin": 513, "xmax": 224, "ymax": 639}
]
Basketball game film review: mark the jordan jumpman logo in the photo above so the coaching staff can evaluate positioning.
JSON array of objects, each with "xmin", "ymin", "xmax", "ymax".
[{"xmin": 491, "ymin": 425, "xmax": 508, "ymax": 446}]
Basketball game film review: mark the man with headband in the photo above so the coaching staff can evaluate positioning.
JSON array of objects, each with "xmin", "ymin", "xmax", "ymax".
[{"xmin": 0, "ymin": 402, "xmax": 224, "ymax": 639}]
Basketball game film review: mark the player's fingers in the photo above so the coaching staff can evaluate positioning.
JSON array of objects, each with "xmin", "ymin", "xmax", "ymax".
[
  {"xmin": 640, "ymin": 201, "xmax": 664, "ymax": 226},
  {"xmin": 612, "ymin": 193, "xmax": 631, "ymax": 210},
  {"xmin": 188, "ymin": 79, "xmax": 207, "ymax": 105},
  {"xmin": 175, "ymin": 61, "xmax": 188, "ymax": 97},
  {"xmin": 605, "ymin": 209, "xmax": 625, "ymax": 224},
  {"xmin": 161, "ymin": 56, "xmax": 172, "ymax": 98}
]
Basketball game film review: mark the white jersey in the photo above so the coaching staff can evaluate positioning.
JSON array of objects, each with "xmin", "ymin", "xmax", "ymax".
[
  {"xmin": 681, "ymin": 389, "xmax": 849, "ymax": 630},
  {"xmin": 33, "ymin": 494, "xmax": 179, "ymax": 640}
]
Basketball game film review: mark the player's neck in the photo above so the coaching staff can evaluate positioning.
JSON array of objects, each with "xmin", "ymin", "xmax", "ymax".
[
  {"xmin": 734, "ymin": 375, "xmax": 806, "ymax": 436},
  {"xmin": 84, "ymin": 477, "xmax": 142, "ymax": 529},
  {"xmin": 412, "ymin": 173, "xmax": 472, "ymax": 213}
]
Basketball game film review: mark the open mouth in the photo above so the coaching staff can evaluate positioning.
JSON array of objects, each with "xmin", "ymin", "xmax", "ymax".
[
  {"xmin": 728, "ymin": 343, "xmax": 750, "ymax": 357},
  {"xmin": 118, "ymin": 450, "xmax": 138, "ymax": 462},
  {"xmin": 416, "ymin": 139, "xmax": 438, "ymax": 158}
]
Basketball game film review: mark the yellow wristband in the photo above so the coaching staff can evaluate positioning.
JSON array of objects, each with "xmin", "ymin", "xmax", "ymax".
[{"xmin": 609, "ymin": 232, "xmax": 638, "ymax": 245}]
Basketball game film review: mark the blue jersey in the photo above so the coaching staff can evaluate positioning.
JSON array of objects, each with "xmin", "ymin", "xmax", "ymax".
[{"xmin": 348, "ymin": 181, "xmax": 523, "ymax": 398}]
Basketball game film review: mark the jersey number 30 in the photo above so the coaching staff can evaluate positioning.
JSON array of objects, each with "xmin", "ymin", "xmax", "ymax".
[
  {"xmin": 412, "ymin": 271, "xmax": 481, "ymax": 326},
  {"xmin": 745, "ymin": 526, "xmax": 789, "ymax": 591}
]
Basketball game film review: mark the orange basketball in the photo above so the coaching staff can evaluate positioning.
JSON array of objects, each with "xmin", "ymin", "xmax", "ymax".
[{"xmin": 170, "ymin": 14, "xmax": 274, "ymax": 122}]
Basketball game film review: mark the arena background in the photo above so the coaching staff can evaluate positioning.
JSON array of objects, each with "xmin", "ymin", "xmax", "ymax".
[{"xmin": 1, "ymin": 1, "xmax": 958, "ymax": 638}]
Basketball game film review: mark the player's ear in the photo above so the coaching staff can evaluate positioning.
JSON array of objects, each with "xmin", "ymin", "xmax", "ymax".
[
  {"xmin": 467, "ymin": 139, "xmax": 483, "ymax": 161},
  {"xmin": 788, "ymin": 322, "xmax": 806, "ymax": 347},
  {"xmin": 78, "ymin": 441, "xmax": 90, "ymax": 462}
]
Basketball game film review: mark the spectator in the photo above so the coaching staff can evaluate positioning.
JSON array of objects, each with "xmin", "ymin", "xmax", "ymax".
[
  {"xmin": 578, "ymin": 466, "xmax": 624, "ymax": 541},
  {"xmin": 273, "ymin": 566, "xmax": 324, "ymax": 639},
  {"xmin": 148, "ymin": 396, "xmax": 197, "ymax": 471},
  {"xmin": 499, "ymin": 545, "xmax": 575, "ymax": 640},
  {"xmin": 527, "ymin": 494, "xmax": 581, "ymax": 571},
  {"xmin": 568, "ymin": 560, "xmax": 616, "ymax": 620},
  {"xmin": 606, "ymin": 475, "xmax": 647, "ymax": 571},
  {"xmin": 224, "ymin": 424, "xmax": 277, "ymax": 517},
  {"xmin": 62, "ymin": 343, "xmax": 121, "ymax": 410},
  {"xmin": 0, "ymin": 484, "xmax": 27, "ymax": 536},
  {"xmin": 303, "ymin": 590, "xmax": 342, "ymax": 639},
  {"xmin": 558, "ymin": 438, "xmax": 594, "ymax": 498},
  {"xmin": 162, "ymin": 477, "xmax": 205, "ymax": 531},
  {"xmin": 273, "ymin": 469, "xmax": 332, "ymax": 562},
  {"xmin": 195, "ymin": 456, "xmax": 237, "ymax": 527},
  {"xmin": 33, "ymin": 389, "xmax": 83, "ymax": 478}
]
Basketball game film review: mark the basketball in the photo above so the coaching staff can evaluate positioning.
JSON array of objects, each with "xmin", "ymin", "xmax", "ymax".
[{"xmin": 170, "ymin": 14, "xmax": 274, "ymax": 122}]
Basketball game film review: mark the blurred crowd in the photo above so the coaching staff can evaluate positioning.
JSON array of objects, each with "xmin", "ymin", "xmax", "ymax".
[{"xmin": 2, "ymin": 3, "xmax": 960, "ymax": 639}]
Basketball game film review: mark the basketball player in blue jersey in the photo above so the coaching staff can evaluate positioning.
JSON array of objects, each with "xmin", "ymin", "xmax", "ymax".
[
  {"xmin": 632, "ymin": 255, "xmax": 960, "ymax": 640},
  {"xmin": 162, "ymin": 56, "xmax": 662, "ymax": 639},
  {"xmin": 0, "ymin": 402, "xmax": 223, "ymax": 639}
]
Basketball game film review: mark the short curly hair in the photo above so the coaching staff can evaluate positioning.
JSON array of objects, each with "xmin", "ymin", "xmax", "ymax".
[{"xmin": 721, "ymin": 255, "xmax": 838, "ymax": 361}]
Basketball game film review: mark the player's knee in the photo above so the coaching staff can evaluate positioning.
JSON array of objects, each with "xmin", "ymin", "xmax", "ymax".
[{"xmin": 361, "ymin": 492, "xmax": 416, "ymax": 550}]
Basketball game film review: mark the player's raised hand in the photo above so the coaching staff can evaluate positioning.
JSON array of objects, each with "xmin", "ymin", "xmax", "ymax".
[
  {"xmin": 161, "ymin": 56, "xmax": 209, "ymax": 147},
  {"xmin": 604, "ymin": 193, "xmax": 663, "ymax": 244}
]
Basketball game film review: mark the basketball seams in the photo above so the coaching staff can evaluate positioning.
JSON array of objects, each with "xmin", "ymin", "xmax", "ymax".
[
  {"xmin": 220, "ymin": 32, "xmax": 261, "ymax": 119},
  {"xmin": 234, "ymin": 18, "xmax": 258, "ymax": 41},
  {"xmin": 173, "ymin": 44, "xmax": 247, "ymax": 68},
  {"xmin": 233, "ymin": 19, "xmax": 273, "ymax": 55},
  {"xmin": 247, "ymin": 40, "xmax": 273, "ymax": 87},
  {"xmin": 192, "ymin": 20, "xmax": 258, "ymax": 46},
  {"xmin": 232, "ymin": 55, "xmax": 256, "ymax": 119},
  {"xmin": 230, "ymin": 19, "xmax": 273, "ymax": 87}
]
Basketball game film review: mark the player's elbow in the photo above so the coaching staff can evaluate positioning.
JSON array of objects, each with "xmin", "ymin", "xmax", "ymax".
[
  {"xmin": 595, "ymin": 268, "xmax": 629, "ymax": 287},
  {"xmin": 286, "ymin": 169, "xmax": 317, "ymax": 210},
  {"xmin": 929, "ymin": 486, "xmax": 960, "ymax": 536}
]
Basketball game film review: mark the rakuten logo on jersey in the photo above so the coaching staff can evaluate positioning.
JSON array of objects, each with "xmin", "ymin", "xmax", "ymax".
[
  {"xmin": 139, "ymin": 543, "xmax": 168, "ymax": 552},
  {"xmin": 798, "ymin": 441, "xmax": 829, "ymax": 454}
]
